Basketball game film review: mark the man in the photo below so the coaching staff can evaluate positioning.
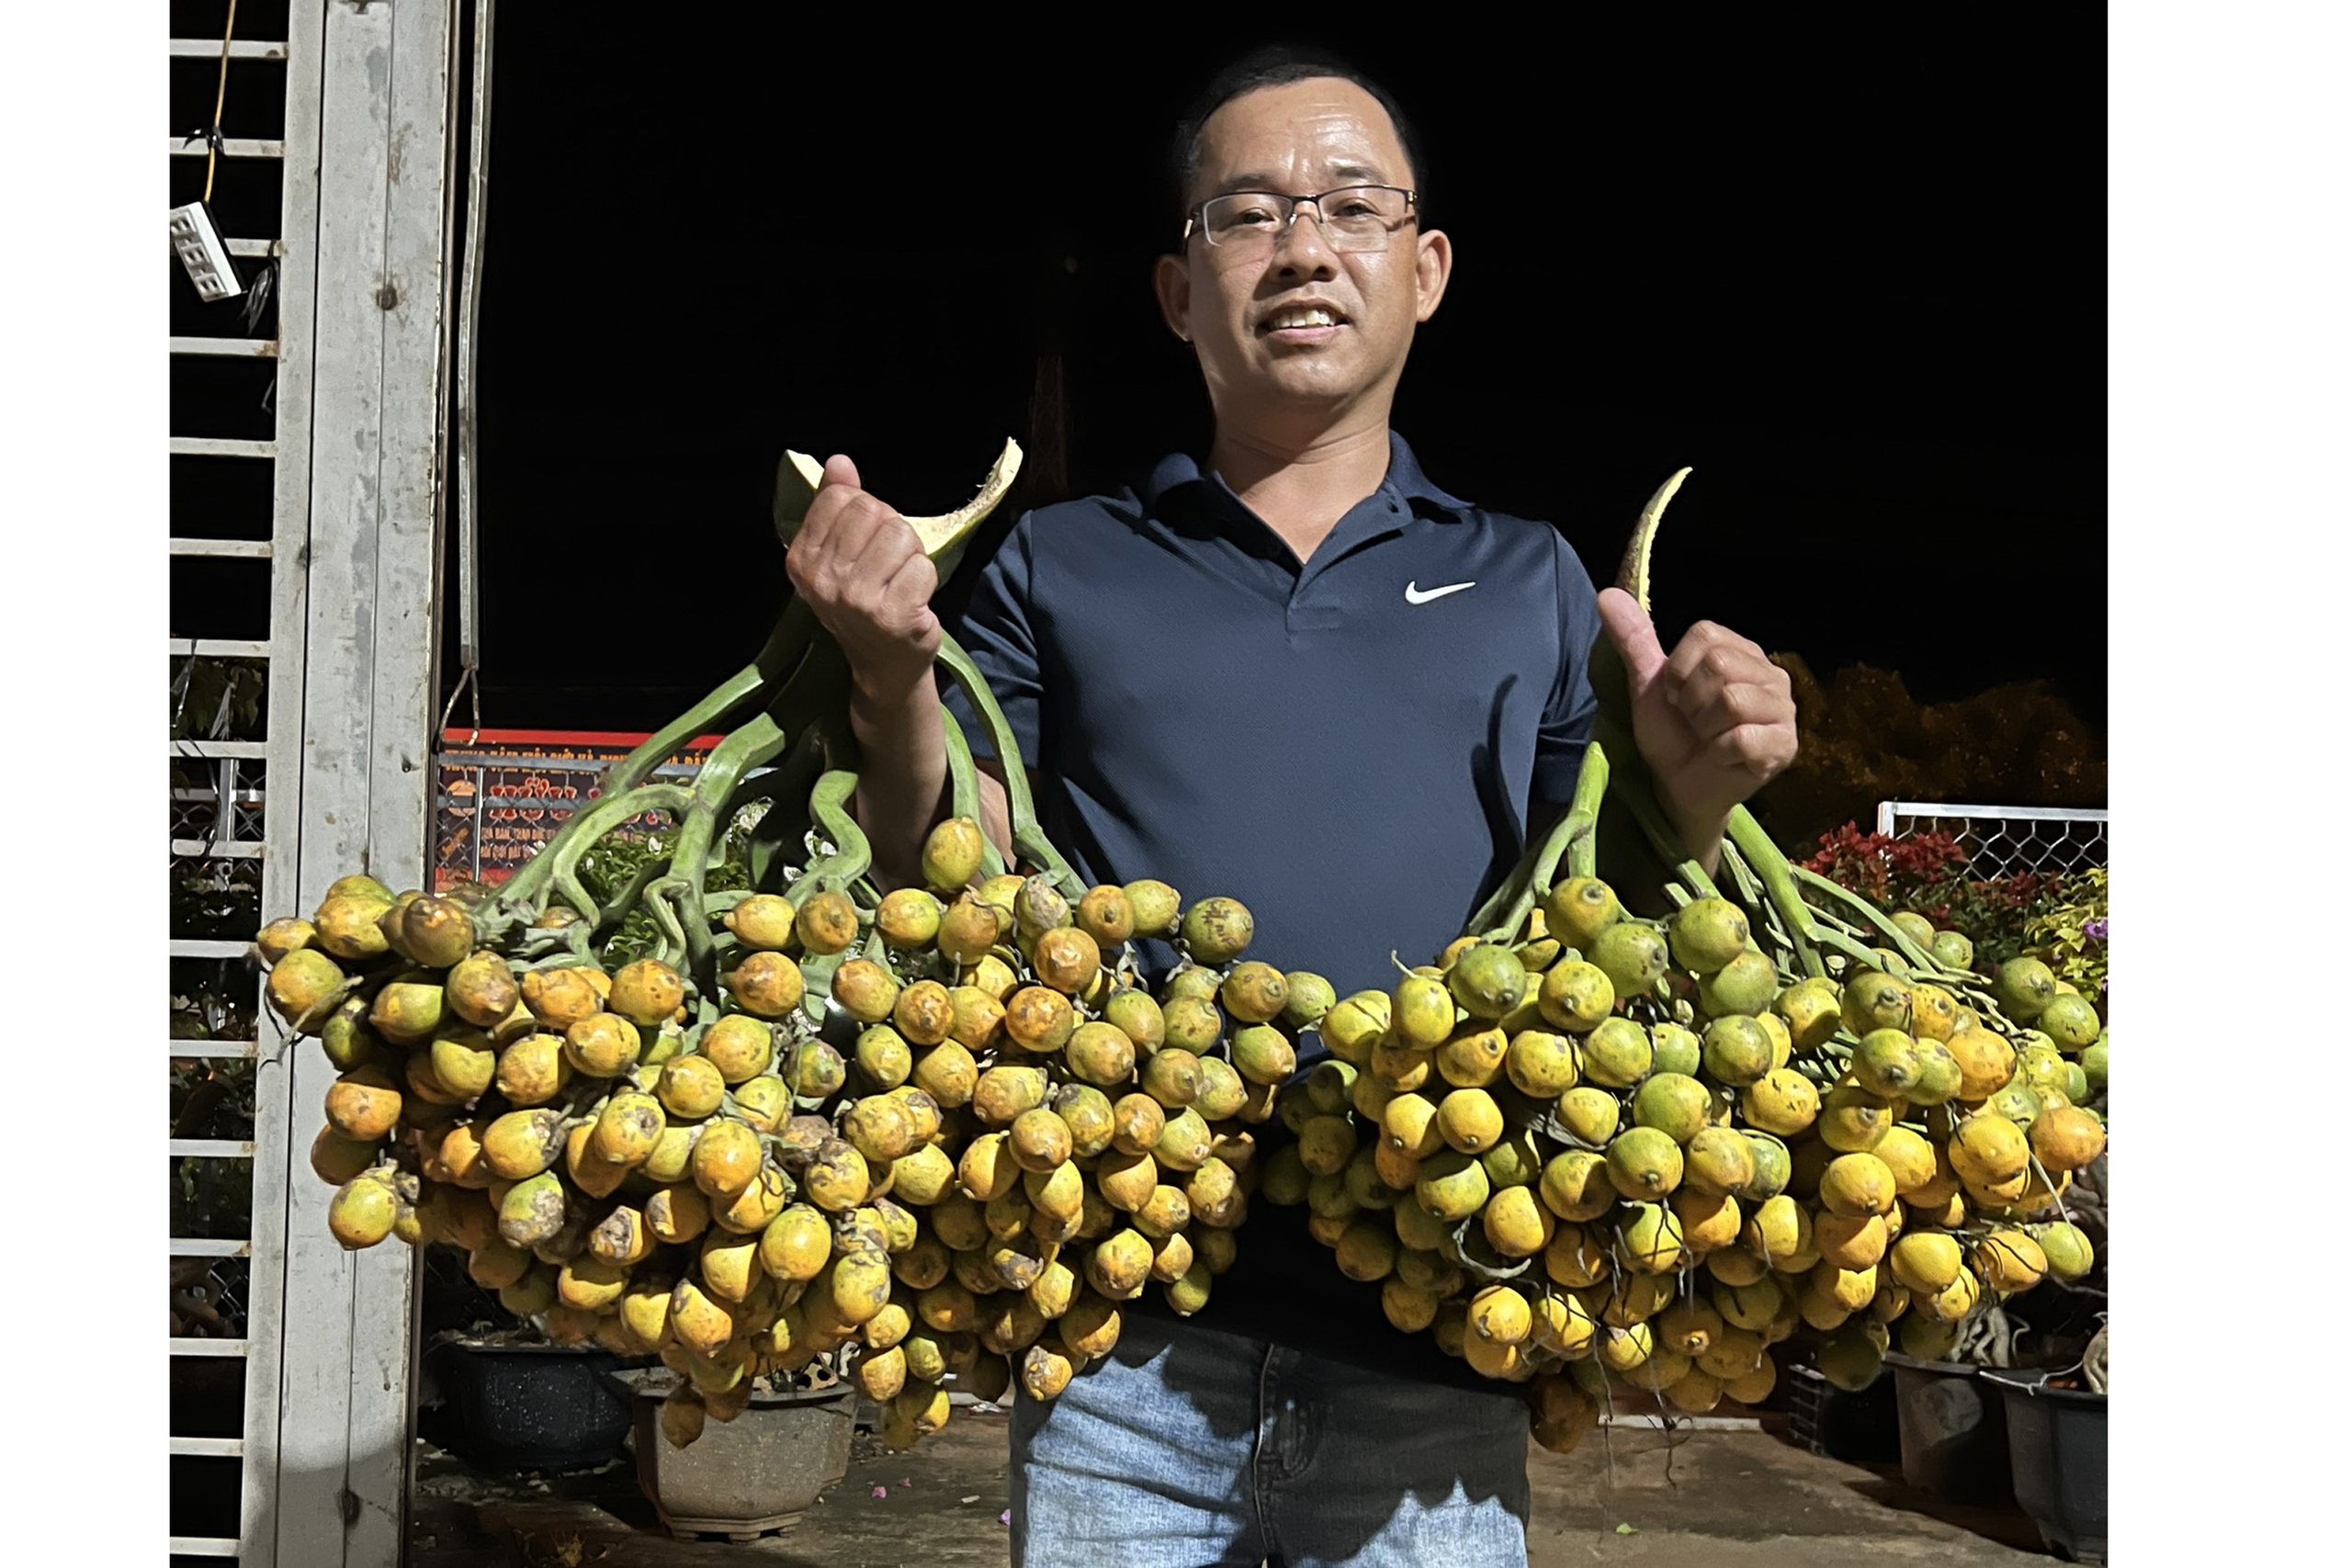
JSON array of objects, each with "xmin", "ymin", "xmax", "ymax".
[{"xmin": 783, "ymin": 47, "xmax": 1798, "ymax": 1568}]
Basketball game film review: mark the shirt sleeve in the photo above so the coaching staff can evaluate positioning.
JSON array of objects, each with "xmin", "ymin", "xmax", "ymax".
[
  {"xmin": 1531, "ymin": 526, "xmax": 1601, "ymax": 806},
  {"xmin": 938, "ymin": 513, "xmax": 1043, "ymax": 772}
]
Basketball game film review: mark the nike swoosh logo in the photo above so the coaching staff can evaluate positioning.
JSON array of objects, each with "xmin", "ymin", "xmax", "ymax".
[{"xmin": 1404, "ymin": 580, "xmax": 1476, "ymax": 605}]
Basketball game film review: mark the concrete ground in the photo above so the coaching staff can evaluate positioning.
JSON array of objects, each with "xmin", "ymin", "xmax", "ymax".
[
  {"xmin": 411, "ymin": 1409, "xmax": 2054, "ymax": 1567},
  {"xmin": 1520, "ymin": 1420, "xmax": 2049, "ymax": 1567}
]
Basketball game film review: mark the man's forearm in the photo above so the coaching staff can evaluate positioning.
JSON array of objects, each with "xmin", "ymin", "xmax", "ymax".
[{"xmin": 849, "ymin": 671, "xmax": 950, "ymax": 892}]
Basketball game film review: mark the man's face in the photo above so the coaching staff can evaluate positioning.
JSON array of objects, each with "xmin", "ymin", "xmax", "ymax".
[{"xmin": 1155, "ymin": 78, "xmax": 1452, "ymax": 433}]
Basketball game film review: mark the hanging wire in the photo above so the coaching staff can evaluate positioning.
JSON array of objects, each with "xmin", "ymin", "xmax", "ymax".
[
  {"xmin": 203, "ymin": 1, "xmax": 240, "ymax": 205},
  {"xmin": 439, "ymin": 0, "xmax": 497, "ymax": 744}
]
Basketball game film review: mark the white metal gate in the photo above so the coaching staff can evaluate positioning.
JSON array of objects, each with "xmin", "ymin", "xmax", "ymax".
[
  {"xmin": 172, "ymin": 6, "xmax": 457, "ymax": 1563},
  {"xmin": 1874, "ymin": 800, "xmax": 2109, "ymax": 880}
]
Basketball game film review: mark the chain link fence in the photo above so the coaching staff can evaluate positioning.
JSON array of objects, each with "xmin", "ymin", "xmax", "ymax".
[{"xmin": 1874, "ymin": 801, "xmax": 2108, "ymax": 881}]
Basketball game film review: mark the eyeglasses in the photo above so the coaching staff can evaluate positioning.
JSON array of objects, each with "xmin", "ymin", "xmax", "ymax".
[{"xmin": 1182, "ymin": 185, "xmax": 1419, "ymax": 254}]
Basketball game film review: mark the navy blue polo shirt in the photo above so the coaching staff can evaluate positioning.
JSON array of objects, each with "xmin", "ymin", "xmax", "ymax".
[{"xmin": 941, "ymin": 430, "xmax": 1602, "ymax": 1389}]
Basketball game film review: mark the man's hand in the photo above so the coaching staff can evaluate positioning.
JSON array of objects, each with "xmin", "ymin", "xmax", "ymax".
[
  {"xmin": 786, "ymin": 456, "xmax": 960, "ymax": 891},
  {"xmin": 784, "ymin": 455, "xmax": 942, "ymax": 699},
  {"xmin": 1597, "ymin": 587, "xmax": 1798, "ymax": 863}
]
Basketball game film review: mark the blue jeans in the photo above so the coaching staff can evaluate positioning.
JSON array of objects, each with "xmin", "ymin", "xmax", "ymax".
[{"xmin": 1010, "ymin": 1310, "xmax": 1532, "ymax": 1568}]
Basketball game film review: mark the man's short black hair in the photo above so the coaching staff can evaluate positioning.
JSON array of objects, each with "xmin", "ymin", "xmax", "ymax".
[{"xmin": 1171, "ymin": 46, "xmax": 1426, "ymax": 220}]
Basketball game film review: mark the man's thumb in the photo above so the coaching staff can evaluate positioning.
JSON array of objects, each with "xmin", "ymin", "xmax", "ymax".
[
  {"xmin": 1596, "ymin": 587, "xmax": 1668, "ymax": 689},
  {"xmin": 820, "ymin": 454, "xmax": 861, "ymax": 491}
]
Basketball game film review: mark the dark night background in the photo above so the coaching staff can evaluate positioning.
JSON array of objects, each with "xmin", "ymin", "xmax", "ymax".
[
  {"xmin": 463, "ymin": 16, "xmax": 2104, "ymax": 744},
  {"xmin": 171, "ymin": 6, "xmax": 2105, "ymax": 770}
]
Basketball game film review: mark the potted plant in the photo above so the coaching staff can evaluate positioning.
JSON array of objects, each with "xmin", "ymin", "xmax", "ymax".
[
  {"xmin": 612, "ymin": 1362, "xmax": 856, "ymax": 1542},
  {"xmin": 1889, "ymin": 1140, "xmax": 2105, "ymax": 1537},
  {"xmin": 1985, "ymin": 1153, "xmax": 2109, "ymax": 1563},
  {"xmin": 1984, "ymin": 1322, "xmax": 2107, "ymax": 1563}
]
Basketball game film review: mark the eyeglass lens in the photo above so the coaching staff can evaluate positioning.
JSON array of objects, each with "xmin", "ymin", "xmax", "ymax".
[{"xmin": 1198, "ymin": 186, "xmax": 1411, "ymax": 251}]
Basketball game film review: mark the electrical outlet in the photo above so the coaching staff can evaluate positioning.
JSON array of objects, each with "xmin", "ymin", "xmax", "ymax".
[{"xmin": 170, "ymin": 201, "xmax": 243, "ymax": 302}]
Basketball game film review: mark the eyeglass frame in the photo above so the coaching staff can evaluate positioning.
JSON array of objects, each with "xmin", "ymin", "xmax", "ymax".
[{"xmin": 1180, "ymin": 184, "xmax": 1421, "ymax": 252}]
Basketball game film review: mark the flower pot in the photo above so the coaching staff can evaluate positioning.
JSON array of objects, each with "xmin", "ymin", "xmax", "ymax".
[
  {"xmin": 614, "ymin": 1369, "xmax": 856, "ymax": 1540},
  {"xmin": 1786, "ymin": 1362, "xmax": 1901, "ymax": 1465},
  {"xmin": 422, "ymin": 1341, "xmax": 633, "ymax": 1473},
  {"xmin": 1984, "ymin": 1368, "xmax": 2107, "ymax": 1563},
  {"xmin": 1884, "ymin": 1354, "xmax": 2014, "ymax": 1506}
]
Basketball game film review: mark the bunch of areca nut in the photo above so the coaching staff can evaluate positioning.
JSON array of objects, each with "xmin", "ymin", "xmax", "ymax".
[
  {"xmin": 246, "ymin": 434, "xmax": 1346, "ymax": 1453},
  {"xmin": 1257, "ymin": 471, "xmax": 2109, "ymax": 1451},
  {"xmin": 268, "ymin": 822, "xmax": 1328, "ymax": 1452}
]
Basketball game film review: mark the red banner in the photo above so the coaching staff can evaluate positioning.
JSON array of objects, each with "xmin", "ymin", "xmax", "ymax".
[{"xmin": 433, "ymin": 729, "xmax": 724, "ymax": 892}]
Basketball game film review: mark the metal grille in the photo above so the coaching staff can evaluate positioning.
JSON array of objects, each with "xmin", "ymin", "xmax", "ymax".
[
  {"xmin": 173, "ymin": 8, "xmax": 463, "ymax": 1562},
  {"xmin": 168, "ymin": 8, "xmax": 314, "ymax": 1562},
  {"xmin": 170, "ymin": 760, "xmax": 267, "ymax": 852},
  {"xmin": 1874, "ymin": 801, "xmax": 2108, "ymax": 881}
]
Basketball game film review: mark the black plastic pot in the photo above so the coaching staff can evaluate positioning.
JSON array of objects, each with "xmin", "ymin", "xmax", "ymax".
[
  {"xmin": 1884, "ymin": 1354, "xmax": 2014, "ymax": 1506},
  {"xmin": 1984, "ymin": 1368, "xmax": 2107, "ymax": 1563},
  {"xmin": 422, "ymin": 1341, "xmax": 633, "ymax": 1473},
  {"xmin": 1786, "ymin": 1363, "xmax": 1901, "ymax": 1465}
]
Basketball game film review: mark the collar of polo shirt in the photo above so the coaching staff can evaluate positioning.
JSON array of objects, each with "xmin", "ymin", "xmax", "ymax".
[{"xmin": 1141, "ymin": 430, "xmax": 1470, "ymax": 525}]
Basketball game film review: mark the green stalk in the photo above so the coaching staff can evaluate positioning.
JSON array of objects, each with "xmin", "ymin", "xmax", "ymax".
[
  {"xmin": 1811, "ymin": 919, "xmax": 1902, "ymax": 976},
  {"xmin": 666, "ymin": 715, "xmax": 791, "ymax": 881},
  {"xmin": 1474, "ymin": 810, "xmax": 1591, "ymax": 944},
  {"xmin": 590, "ymin": 852, "xmax": 673, "ymax": 939},
  {"xmin": 690, "ymin": 761, "xmax": 788, "ymax": 935},
  {"xmin": 517, "ymin": 921, "xmax": 601, "ymax": 972},
  {"xmin": 737, "ymin": 643, "xmax": 859, "ymax": 896},
  {"xmin": 596, "ymin": 599, "xmax": 820, "ymax": 800},
  {"xmin": 942, "ymin": 705, "xmax": 983, "ymax": 825},
  {"xmin": 501, "ymin": 783, "xmax": 693, "ymax": 918},
  {"xmin": 1719, "ymin": 838, "xmax": 1769, "ymax": 916},
  {"xmin": 794, "ymin": 948, "xmax": 851, "ymax": 1030},
  {"xmin": 1720, "ymin": 840, "xmax": 1807, "ymax": 980},
  {"xmin": 1462, "ymin": 863, "xmax": 1529, "ymax": 945},
  {"xmin": 1563, "ymin": 740, "xmax": 1611, "ymax": 882},
  {"xmin": 1464, "ymin": 739, "xmax": 1611, "ymax": 942},
  {"xmin": 647, "ymin": 885, "xmax": 692, "ymax": 970},
  {"xmin": 764, "ymin": 630, "xmax": 852, "ymax": 748},
  {"xmin": 1595, "ymin": 716, "xmax": 1721, "ymax": 901},
  {"xmin": 1723, "ymin": 808, "xmax": 1826, "ymax": 979},
  {"xmin": 783, "ymin": 772, "xmax": 875, "ymax": 906},
  {"xmin": 711, "ymin": 735, "xmax": 800, "ymax": 845},
  {"xmin": 1740, "ymin": 808, "xmax": 1975, "ymax": 982},
  {"xmin": 1788, "ymin": 862, "xmax": 1973, "ymax": 983},
  {"xmin": 492, "ymin": 583, "xmax": 853, "ymax": 938},
  {"xmin": 935, "ymin": 632, "xmax": 1083, "ymax": 899},
  {"xmin": 746, "ymin": 728, "xmax": 829, "ymax": 893},
  {"xmin": 553, "ymin": 865, "xmax": 603, "ymax": 934},
  {"xmin": 649, "ymin": 712, "xmax": 796, "ymax": 987},
  {"xmin": 508, "ymin": 930, "xmax": 567, "ymax": 963},
  {"xmin": 1806, "ymin": 902, "xmax": 1866, "ymax": 938}
]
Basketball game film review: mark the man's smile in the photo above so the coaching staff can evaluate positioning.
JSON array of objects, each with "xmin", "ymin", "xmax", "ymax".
[{"xmin": 1260, "ymin": 299, "xmax": 1351, "ymax": 344}]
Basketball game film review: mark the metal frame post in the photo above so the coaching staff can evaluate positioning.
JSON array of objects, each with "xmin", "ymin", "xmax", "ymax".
[{"xmin": 270, "ymin": 4, "xmax": 459, "ymax": 1562}]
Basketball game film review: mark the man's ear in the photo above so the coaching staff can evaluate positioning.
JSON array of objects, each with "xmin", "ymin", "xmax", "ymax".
[
  {"xmin": 1413, "ymin": 227, "xmax": 1453, "ymax": 324},
  {"xmin": 1152, "ymin": 253, "xmax": 1193, "ymax": 344}
]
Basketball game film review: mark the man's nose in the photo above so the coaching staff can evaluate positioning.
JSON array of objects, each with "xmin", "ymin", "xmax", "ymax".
[{"xmin": 1268, "ymin": 204, "xmax": 1341, "ymax": 276}]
